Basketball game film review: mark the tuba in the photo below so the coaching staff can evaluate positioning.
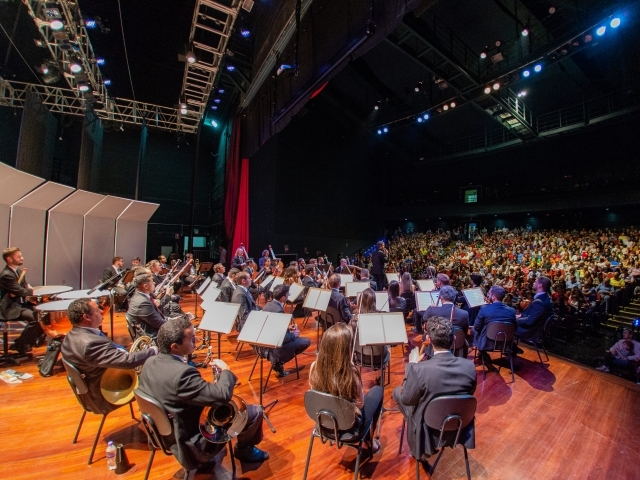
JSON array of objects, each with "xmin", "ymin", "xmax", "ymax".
[
  {"xmin": 199, "ymin": 365, "xmax": 248, "ymax": 443},
  {"xmin": 100, "ymin": 335, "xmax": 153, "ymax": 405}
]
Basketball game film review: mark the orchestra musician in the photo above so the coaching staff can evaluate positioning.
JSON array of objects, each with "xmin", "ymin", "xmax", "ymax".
[
  {"xmin": 131, "ymin": 257, "xmax": 142, "ymax": 269},
  {"xmin": 0, "ymin": 247, "xmax": 45, "ymax": 354},
  {"xmin": 328, "ymin": 274, "xmax": 354, "ymax": 323},
  {"xmin": 231, "ymin": 248, "xmax": 248, "ymax": 270},
  {"xmin": 137, "ymin": 318, "xmax": 268, "ymax": 473},
  {"xmin": 371, "ymin": 241, "xmax": 389, "ymax": 291},
  {"xmin": 357, "ymin": 268, "xmax": 377, "ymax": 291},
  {"xmin": 183, "ymin": 253, "xmax": 197, "ymax": 286},
  {"xmin": 158, "ymin": 255, "xmax": 169, "ymax": 270},
  {"xmin": 301, "ymin": 265, "xmax": 319, "ymax": 288},
  {"xmin": 127, "ymin": 271, "xmax": 168, "ymax": 339},
  {"xmin": 333, "ymin": 258, "xmax": 349, "ymax": 274},
  {"xmin": 61, "ymin": 298, "xmax": 157, "ymax": 414},
  {"xmin": 102, "ymin": 256, "xmax": 128, "ymax": 310},
  {"xmin": 146, "ymin": 260, "xmax": 165, "ymax": 286},
  {"xmin": 219, "ymin": 268, "xmax": 239, "ymax": 303},
  {"xmin": 211, "ymin": 263, "xmax": 226, "ymax": 288},
  {"xmin": 258, "ymin": 249, "xmax": 270, "ymax": 269},
  {"xmin": 231, "ymin": 272, "xmax": 260, "ymax": 331}
]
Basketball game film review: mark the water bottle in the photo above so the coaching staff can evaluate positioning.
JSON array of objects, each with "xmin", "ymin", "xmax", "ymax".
[{"xmin": 106, "ymin": 441, "xmax": 116, "ymax": 470}]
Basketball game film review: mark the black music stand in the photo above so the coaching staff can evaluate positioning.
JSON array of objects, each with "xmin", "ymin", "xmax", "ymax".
[
  {"xmin": 89, "ymin": 270, "xmax": 127, "ymax": 341},
  {"xmin": 237, "ymin": 311, "xmax": 291, "ymax": 433},
  {"xmin": 197, "ymin": 302, "xmax": 240, "ymax": 359},
  {"xmin": 193, "ymin": 276, "xmax": 212, "ymax": 322}
]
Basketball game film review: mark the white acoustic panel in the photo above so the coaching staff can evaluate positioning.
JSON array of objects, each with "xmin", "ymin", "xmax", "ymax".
[
  {"xmin": 0, "ymin": 163, "xmax": 44, "ymax": 248},
  {"xmin": 116, "ymin": 200, "xmax": 159, "ymax": 266},
  {"xmin": 82, "ymin": 196, "xmax": 132, "ymax": 288},
  {"xmin": 46, "ymin": 190, "xmax": 105, "ymax": 289},
  {"xmin": 9, "ymin": 182, "xmax": 74, "ymax": 285}
]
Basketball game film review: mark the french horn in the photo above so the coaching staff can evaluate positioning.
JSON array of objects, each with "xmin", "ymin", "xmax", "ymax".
[
  {"xmin": 199, "ymin": 365, "xmax": 248, "ymax": 443},
  {"xmin": 100, "ymin": 335, "xmax": 153, "ymax": 405}
]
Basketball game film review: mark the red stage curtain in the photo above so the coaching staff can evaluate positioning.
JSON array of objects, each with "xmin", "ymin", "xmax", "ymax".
[{"xmin": 223, "ymin": 115, "xmax": 249, "ymax": 255}]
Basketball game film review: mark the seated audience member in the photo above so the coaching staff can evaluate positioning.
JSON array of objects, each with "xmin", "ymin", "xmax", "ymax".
[
  {"xmin": 137, "ymin": 318, "xmax": 268, "ymax": 474},
  {"xmin": 309, "ymin": 322, "xmax": 384, "ymax": 452},
  {"xmin": 596, "ymin": 328, "xmax": 640, "ymax": 381},
  {"xmin": 61, "ymin": 298, "xmax": 157, "ymax": 414},
  {"xmin": 393, "ymin": 316, "xmax": 477, "ymax": 464}
]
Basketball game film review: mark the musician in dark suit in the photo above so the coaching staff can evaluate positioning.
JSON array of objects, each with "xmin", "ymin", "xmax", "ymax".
[
  {"xmin": 61, "ymin": 298, "xmax": 157, "ymax": 414},
  {"xmin": 219, "ymin": 268, "xmax": 239, "ymax": 302},
  {"xmin": 371, "ymin": 241, "xmax": 389, "ymax": 291},
  {"xmin": 393, "ymin": 316, "xmax": 476, "ymax": 463},
  {"xmin": 231, "ymin": 248, "xmax": 248, "ymax": 270},
  {"xmin": 231, "ymin": 272, "xmax": 260, "ymax": 331},
  {"xmin": 261, "ymin": 285, "xmax": 311, "ymax": 377},
  {"xmin": 137, "ymin": 318, "xmax": 268, "ymax": 473},
  {"xmin": 358, "ymin": 268, "xmax": 377, "ymax": 291},
  {"xmin": 462, "ymin": 273, "xmax": 484, "ymax": 327},
  {"xmin": 0, "ymin": 247, "xmax": 43, "ymax": 353},
  {"xmin": 301, "ymin": 265, "xmax": 319, "ymax": 288},
  {"xmin": 515, "ymin": 276, "xmax": 553, "ymax": 342},
  {"xmin": 146, "ymin": 260, "xmax": 165, "ymax": 286},
  {"xmin": 212, "ymin": 263, "xmax": 226, "ymax": 288},
  {"xmin": 333, "ymin": 258, "xmax": 349, "ymax": 274},
  {"xmin": 473, "ymin": 286, "xmax": 517, "ymax": 366},
  {"xmin": 102, "ymin": 256, "xmax": 127, "ymax": 310},
  {"xmin": 421, "ymin": 286, "xmax": 470, "ymax": 358},
  {"xmin": 127, "ymin": 272, "xmax": 168, "ymax": 339},
  {"xmin": 327, "ymin": 274, "xmax": 353, "ymax": 324}
]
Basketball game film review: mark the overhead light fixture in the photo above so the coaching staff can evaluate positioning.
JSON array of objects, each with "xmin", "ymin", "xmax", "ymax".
[
  {"xmin": 226, "ymin": 64, "xmax": 235, "ymax": 71},
  {"xmin": 443, "ymin": 105, "xmax": 449, "ymax": 111},
  {"xmin": 240, "ymin": 29, "xmax": 250, "ymax": 37},
  {"xmin": 549, "ymin": 7, "xmax": 556, "ymax": 14},
  {"xmin": 534, "ymin": 64, "xmax": 542, "ymax": 73},
  {"xmin": 69, "ymin": 58, "xmax": 82, "ymax": 73},
  {"xmin": 522, "ymin": 69, "xmax": 530, "ymax": 78},
  {"xmin": 95, "ymin": 58, "xmax": 105, "ymax": 66},
  {"xmin": 517, "ymin": 91, "xmax": 527, "ymax": 97},
  {"xmin": 210, "ymin": 119, "xmax": 218, "ymax": 127},
  {"xmin": 610, "ymin": 18, "xmax": 621, "ymax": 28},
  {"xmin": 493, "ymin": 82, "xmax": 500, "ymax": 90},
  {"xmin": 423, "ymin": 113, "xmax": 429, "ymax": 120},
  {"xmin": 103, "ymin": 79, "xmax": 111, "ymax": 86},
  {"xmin": 596, "ymin": 26, "xmax": 606, "ymax": 36},
  {"xmin": 218, "ymin": 88, "xmax": 225, "ymax": 94},
  {"xmin": 85, "ymin": 19, "xmax": 96, "ymax": 28},
  {"xmin": 213, "ymin": 98, "xmax": 221, "ymax": 103},
  {"xmin": 415, "ymin": 81, "xmax": 424, "ymax": 92},
  {"xmin": 50, "ymin": 19, "xmax": 64, "ymax": 30},
  {"xmin": 584, "ymin": 34, "xmax": 593, "ymax": 43},
  {"xmin": 277, "ymin": 64, "xmax": 293, "ymax": 76},
  {"xmin": 417, "ymin": 117, "xmax": 423, "ymax": 123},
  {"xmin": 40, "ymin": 64, "xmax": 49, "ymax": 74},
  {"xmin": 186, "ymin": 50, "xmax": 196, "ymax": 64},
  {"xmin": 484, "ymin": 86, "xmax": 491, "ymax": 94},
  {"xmin": 521, "ymin": 26, "xmax": 529, "ymax": 37},
  {"xmin": 374, "ymin": 100, "xmax": 381, "ymax": 110},
  {"xmin": 42, "ymin": 67, "xmax": 60, "ymax": 85},
  {"xmin": 377, "ymin": 129, "xmax": 382, "ymax": 134},
  {"xmin": 180, "ymin": 103, "xmax": 188, "ymax": 115},
  {"xmin": 383, "ymin": 126, "xmax": 388, "ymax": 133},
  {"xmin": 78, "ymin": 83, "xmax": 90, "ymax": 92},
  {"xmin": 450, "ymin": 102, "xmax": 456, "ymax": 108},
  {"xmin": 211, "ymin": 105, "xmax": 218, "ymax": 110},
  {"xmin": 480, "ymin": 47, "xmax": 488, "ymax": 59}
]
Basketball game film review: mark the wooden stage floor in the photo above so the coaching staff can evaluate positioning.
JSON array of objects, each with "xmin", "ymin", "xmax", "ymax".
[{"xmin": 1, "ymin": 293, "xmax": 639, "ymax": 480}]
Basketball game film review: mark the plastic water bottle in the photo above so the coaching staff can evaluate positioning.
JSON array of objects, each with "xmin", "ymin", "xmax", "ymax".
[{"xmin": 106, "ymin": 441, "xmax": 116, "ymax": 470}]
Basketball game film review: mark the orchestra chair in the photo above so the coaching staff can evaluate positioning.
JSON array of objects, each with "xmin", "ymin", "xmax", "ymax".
[
  {"xmin": 0, "ymin": 318, "xmax": 30, "ymax": 365},
  {"xmin": 125, "ymin": 313, "xmax": 143, "ymax": 342},
  {"xmin": 316, "ymin": 311, "xmax": 335, "ymax": 348},
  {"xmin": 398, "ymin": 395, "xmax": 476, "ymax": 480},
  {"xmin": 62, "ymin": 358, "xmax": 136, "ymax": 465},
  {"xmin": 451, "ymin": 327, "xmax": 468, "ymax": 358},
  {"xmin": 514, "ymin": 315, "xmax": 553, "ymax": 368},
  {"xmin": 353, "ymin": 345, "xmax": 390, "ymax": 387},
  {"xmin": 479, "ymin": 322, "xmax": 516, "ymax": 383},
  {"xmin": 302, "ymin": 390, "xmax": 375, "ymax": 480},
  {"xmin": 133, "ymin": 389, "xmax": 207, "ymax": 480}
]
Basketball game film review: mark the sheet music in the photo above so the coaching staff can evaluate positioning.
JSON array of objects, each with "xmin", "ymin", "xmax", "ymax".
[
  {"xmin": 269, "ymin": 276, "xmax": 285, "ymax": 291},
  {"xmin": 237, "ymin": 311, "xmax": 269, "ymax": 344},
  {"xmin": 237, "ymin": 311, "xmax": 291, "ymax": 347},
  {"xmin": 358, "ymin": 313, "xmax": 385, "ymax": 347},
  {"xmin": 430, "ymin": 291, "xmax": 440, "ymax": 306},
  {"xmin": 463, "ymin": 287, "xmax": 488, "ymax": 308},
  {"xmin": 261, "ymin": 275, "xmax": 275, "ymax": 288},
  {"xmin": 415, "ymin": 291, "xmax": 433, "ymax": 311},
  {"xmin": 196, "ymin": 277, "xmax": 211, "ymax": 295},
  {"xmin": 345, "ymin": 282, "xmax": 369, "ymax": 298},
  {"xmin": 382, "ymin": 313, "xmax": 408, "ymax": 344},
  {"xmin": 385, "ymin": 273, "xmax": 400, "ymax": 283},
  {"xmin": 417, "ymin": 279, "xmax": 435, "ymax": 291},
  {"xmin": 303, "ymin": 287, "xmax": 331, "ymax": 312},
  {"xmin": 201, "ymin": 285, "xmax": 221, "ymax": 303},
  {"xmin": 198, "ymin": 302, "xmax": 241, "ymax": 334},
  {"xmin": 375, "ymin": 292, "xmax": 390, "ymax": 312},
  {"xmin": 287, "ymin": 283, "xmax": 304, "ymax": 302},
  {"xmin": 338, "ymin": 274, "xmax": 354, "ymax": 287}
]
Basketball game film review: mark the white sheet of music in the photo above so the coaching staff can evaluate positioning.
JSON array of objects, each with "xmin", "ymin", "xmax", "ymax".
[
  {"xmin": 358, "ymin": 312, "xmax": 407, "ymax": 346},
  {"xmin": 345, "ymin": 282, "xmax": 369, "ymax": 298},
  {"xmin": 430, "ymin": 291, "xmax": 440, "ymax": 306},
  {"xmin": 196, "ymin": 277, "xmax": 211, "ymax": 295},
  {"xmin": 201, "ymin": 285, "xmax": 221, "ymax": 303},
  {"xmin": 269, "ymin": 276, "xmax": 285, "ymax": 291},
  {"xmin": 386, "ymin": 273, "xmax": 400, "ymax": 283},
  {"xmin": 237, "ymin": 311, "xmax": 290, "ymax": 348},
  {"xmin": 303, "ymin": 287, "xmax": 331, "ymax": 312},
  {"xmin": 288, "ymin": 282, "xmax": 304, "ymax": 302},
  {"xmin": 339, "ymin": 274, "xmax": 354, "ymax": 287},
  {"xmin": 375, "ymin": 292, "xmax": 390, "ymax": 312},
  {"xmin": 261, "ymin": 275, "xmax": 275, "ymax": 288},
  {"xmin": 463, "ymin": 287, "xmax": 488, "ymax": 308},
  {"xmin": 198, "ymin": 302, "xmax": 241, "ymax": 334},
  {"xmin": 382, "ymin": 313, "xmax": 408, "ymax": 344},
  {"xmin": 415, "ymin": 291, "xmax": 432, "ymax": 311},
  {"xmin": 417, "ymin": 279, "xmax": 435, "ymax": 291}
]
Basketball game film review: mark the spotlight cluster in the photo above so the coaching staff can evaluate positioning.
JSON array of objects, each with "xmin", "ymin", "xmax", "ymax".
[{"xmin": 376, "ymin": 126, "xmax": 389, "ymax": 135}]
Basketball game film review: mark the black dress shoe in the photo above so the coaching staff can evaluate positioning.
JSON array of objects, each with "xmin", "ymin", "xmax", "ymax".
[
  {"xmin": 10, "ymin": 343, "xmax": 31, "ymax": 355},
  {"xmin": 234, "ymin": 445, "xmax": 269, "ymax": 463},
  {"xmin": 275, "ymin": 369, "xmax": 290, "ymax": 378},
  {"xmin": 514, "ymin": 346, "xmax": 524, "ymax": 355}
]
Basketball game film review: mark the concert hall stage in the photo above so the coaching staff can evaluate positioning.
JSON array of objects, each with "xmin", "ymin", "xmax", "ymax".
[{"xmin": 1, "ymin": 293, "xmax": 638, "ymax": 480}]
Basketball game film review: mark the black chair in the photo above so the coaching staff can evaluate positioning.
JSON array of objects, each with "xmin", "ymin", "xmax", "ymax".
[
  {"xmin": 302, "ymin": 390, "xmax": 374, "ymax": 480},
  {"xmin": 62, "ymin": 358, "xmax": 135, "ymax": 465},
  {"xmin": 0, "ymin": 319, "xmax": 29, "ymax": 365},
  {"xmin": 353, "ymin": 344, "xmax": 390, "ymax": 387},
  {"xmin": 479, "ymin": 321, "xmax": 516, "ymax": 382},
  {"xmin": 516, "ymin": 315, "xmax": 553, "ymax": 367},
  {"xmin": 134, "ymin": 389, "xmax": 236, "ymax": 480},
  {"xmin": 400, "ymin": 395, "xmax": 477, "ymax": 480},
  {"xmin": 451, "ymin": 327, "xmax": 468, "ymax": 358},
  {"xmin": 124, "ymin": 313, "xmax": 144, "ymax": 342}
]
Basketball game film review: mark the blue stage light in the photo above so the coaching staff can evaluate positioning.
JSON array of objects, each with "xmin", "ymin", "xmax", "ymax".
[
  {"xmin": 534, "ymin": 64, "xmax": 542, "ymax": 73},
  {"xmin": 103, "ymin": 79, "xmax": 111, "ymax": 86},
  {"xmin": 523, "ymin": 70, "xmax": 530, "ymax": 78},
  {"xmin": 211, "ymin": 105, "xmax": 218, "ymax": 110},
  {"xmin": 377, "ymin": 129, "xmax": 382, "ymax": 135},
  {"xmin": 214, "ymin": 98, "xmax": 221, "ymax": 103},
  {"xmin": 96, "ymin": 58, "xmax": 105, "ymax": 66},
  {"xmin": 596, "ymin": 26, "xmax": 606, "ymax": 36},
  {"xmin": 211, "ymin": 120, "xmax": 218, "ymax": 127},
  {"xmin": 241, "ymin": 29, "xmax": 250, "ymax": 38},
  {"xmin": 610, "ymin": 18, "xmax": 620, "ymax": 28},
  {"xmin": 226, "ymin": 65, "xmax": 235, "ymax": 71},
  {"xmin": 85, "ymin": 19, "xmax": 96, "ymax": 29},
  {"xmin": 218, "ymin": 88, "xmax": 225, "ymax": 94},
  {"xmin": 417, "ymin": 117, "xmax": 423, "ymax": 123},
  {"xmin": 383, "ymin": 127, "xmax": 388, "ymax": 133}
]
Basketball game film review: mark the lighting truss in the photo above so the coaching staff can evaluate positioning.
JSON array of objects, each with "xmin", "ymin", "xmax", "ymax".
[
  {"xmin": 181, "ymin": 0, "xmax": 242, "ymax": 120},
  {"xmin": 22, "ymin": 0, "xmax": 108, "ymax": 102},
  {"xmin": 0, "ymin": 79, "xmax": 198, "ymax": 133}
]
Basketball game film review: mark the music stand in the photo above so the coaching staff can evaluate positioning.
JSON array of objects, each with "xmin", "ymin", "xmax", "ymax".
[
  {"xmin": 462, "ymin": 287, "xmax": 488, "ymax": 308},
  {"xmin": 416, "ymin": 279, "xmax": 435, "ymax": 292},
  {"xmin": 269, "ymin": 277, "xmax": 285, "ymax": 291},
  {"xmin": 338, "ymin": 274, "xmax": 353, "ymax": 288},
  {"xmin": 197, "ymin": 302, "xmax": 241, "ymax": 359},
  {"xmin": 385, "ymin": 273, "xmax": 400, "ymax": 284},
  {"xmin": 196, "ymin": 283, "xmax": 220, "ymax": 349},
  {"xmin": 345, "ymin": 282, "xmax": 369, "ymax": 298},
  {"xmin": 301, "ymin": 288, "xmax": 332, "ymax": 350},
  {"xmin": 89, "ymin": 270, "xmax": 127, "ymax": 340},
  {"xmin": 285, "ymin": 283, "xmax": 305, "ymax": 313},
  {"xmin": 193, "ymin": 277, "xmax": 212, "ymax": 321},
  {"xmin": 237, "ymin": 311, "xmax": 292, "ymax": 433},
  {"xmin": 357, "ymin": 312, "xmax": 407, "ymax": 437},
  {"xmin": 199, "ymin": 262, "xmax": 213, "ymax": 275},
  {"xmin": 375, "ymin": 292, "xmax": 390, "ymax": 312}
]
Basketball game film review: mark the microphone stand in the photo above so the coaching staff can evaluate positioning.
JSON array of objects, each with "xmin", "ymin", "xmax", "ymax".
[{"xmin": 90, "ymin": 270, "xmax": 127, "ymax": 341}]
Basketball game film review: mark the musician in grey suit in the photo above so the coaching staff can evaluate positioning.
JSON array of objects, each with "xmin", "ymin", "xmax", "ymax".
[
  {"xmin": 261, "ymin": 285, "xmax": 311, "ymax": 377},
  {"xmin": 127, "ymin": 272, "xmax": 168, "ymax": 339},
  {"xmin": 473, "ymin": 285, "xmax": 517, "ymax": 367},
  {"xmin": 421, "ymin": 286, "xmax": 470, "ymax": 357},
  {"xmin": 231, "ymin": 272, "xmax": 260, "ymax": 331},
  {"xmin": 219, "ymin": 268, "xmax": 240, "ymax": 303},
  {"xmin": 137, "ymin": 318, "xmax": 268, "ymax": 473},
  {"xmin": 393, "ymin": 316, "xmax": 476, "ymax": 464},
  {"xmin": 61, "ymin": 298, "xmax": 157, "ymax": 414},
  {"xmin": 102, "ymin": 256, "xmax": 127, "ymax": 309},
  {"xmin": 212, "ymin": 263, "xmax": 226, "ymax": 288}
]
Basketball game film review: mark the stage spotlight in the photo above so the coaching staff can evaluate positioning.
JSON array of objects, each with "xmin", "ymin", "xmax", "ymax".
[
  {"xmin": 214, "ymin": 98, "xmax": 221, "ymax": 103},
  {"xmin": 417, "ymin": 117, "xmax": 423, "ymax": 123},
  {"xmin": 423, "ymin": 113, "xmax": 429, "ymax": 120},
  {"xmin": 493, "ymin": 82, "xmax": 500, "ymax": 90},
  {"xmin": 484, "ymin": 86, "xmax": 491, "ymax": 94},
  {"xmin": 450, "ymin": 102, "xmax": 456, "ymax": 108},
  {"xmin": 186, "ymin": 51, "xmax": 196, "ymax": 64},
  {"xmin": 96, "ymin": 58, "xmax": 105, "ymax": 66},
  {"xmin": 596, "ymin": 26, "xmax": 606, "ymax": 36},
  {"xmin": 240, "ymin": 29, "xmax": 250, "ymax": 37},
  {"xmin": 480, "ymin": 46, "xmax": 488, "ymax": 59},
  {"xmin": 517, "ymin": 91, "xmax": 527, "ymax": 97},
  {"xmin": 103, "ymin": 79, "xmax": 111, "ymax": 86},
  {"xmin": 383, "ymin": 127, "xmax": 388, "ymax": 133},
  {"xmin": 584, "ymin": 34, "xmax": 593, "ymax": 43},
  {"xmin": 78, "ymin": 83, "xmax": 90, "ymax": 92},
  {"xmin": 610, "ymin": 18, "xmax": 620, "ymax": 28},
  {"xmin": 226, "ymin": 65, "xmax": 235, "ymax": 71},
  {"xmin": 50, "ymin": 19, "xmax": 64, "ymax": 30},
  {"xmin": 377, "ymin": 129, "xmax": 382, "ymax": 134},
  {"xmin": 69, "ymin": 59, "xmax": 82, "ymax": 73},
  {"xmin": 415, "ymin": 81, "xmax": 423, "ymax": 92},
  {"xmin": 40, "ymin": 64, "xmax": 49, "ymax": 74},
  {"xmin": 534, "ymin": 64, "xmax": 542, "ymax": 72},
  {"xmin": 211, "ymin": 105, "xmax": 218, "ymax": 110},
  {"xmin": 374, "ymin": 100, "xmax": 381, "ymax": 110},
  {"xmin": 443, "ymin": 105, "xmax": 449, "ymax": 111},
  {"xmin": 549, "ymin": 7, "xmax": 556, "ymax": 14},
  {"xmin": 85, "ymin": 19, "xmax": 96, "ymax": 28},
  {"xmin": 210, "ymin": 119, "xmax": 218, "ymax": 127},
  {"xmin": 521, "ymin": 26, "xmax": 529, "ymax": 37},
  {"xmin": 218, "ymin": 88, "xmax": 225, "ymax": 94},
  {"xmin": 523, "ymin": 69, "xmax": 530, "ymax": 78},
  {"xmin": 180, "ymin": 103, "xmax": 188, "ymax": 115}
]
